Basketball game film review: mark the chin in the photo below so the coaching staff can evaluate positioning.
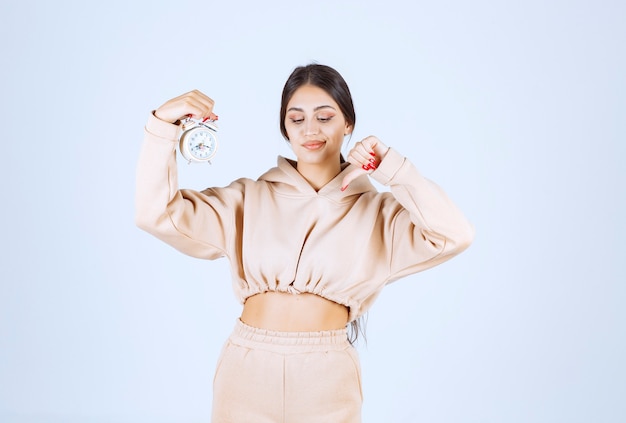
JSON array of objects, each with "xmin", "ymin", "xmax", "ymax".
[{"xmin": 300, "ymin": 154, "xmax": 340, "ymax": 166}]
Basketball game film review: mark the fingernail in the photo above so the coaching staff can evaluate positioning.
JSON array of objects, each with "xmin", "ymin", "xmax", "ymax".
[
  {"xmin": 341, "ymin": 185, "xmax": 347, "ymax": 192},
  {"xmin": 369, "ymin": 158, "xmax": 376, "ymax": 163},
  {"xmin": 370, "ymin": 152, "xmax": 376, "ymax": 156},
  {"xmin": 202, "ymin": 117, "xmax": 210, "ymax": 122},
  {"xmin": 362, "ymin": 164, "xmax": 370, "ymax": 171}
]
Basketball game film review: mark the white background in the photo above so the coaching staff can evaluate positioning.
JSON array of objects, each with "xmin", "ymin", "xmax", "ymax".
[{"xmin": 1, "ymin": 0, "xmax": 624, "ymax": 422}]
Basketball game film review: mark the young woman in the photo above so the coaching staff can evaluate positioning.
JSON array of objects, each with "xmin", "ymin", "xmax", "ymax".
[{"xmin": 135, "ymin": 64, "xmax": 474, "ymax": 422}]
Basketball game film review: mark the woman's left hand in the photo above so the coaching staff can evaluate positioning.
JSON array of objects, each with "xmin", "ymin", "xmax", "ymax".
[{"xmin": 341, "ymin": 136, "xmax": 390, "ymax": 191}]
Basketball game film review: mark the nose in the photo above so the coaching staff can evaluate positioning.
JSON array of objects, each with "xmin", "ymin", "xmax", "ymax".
[{"xmin": 304, "ymin": 119, "xmax": 319, "ymax": 135}]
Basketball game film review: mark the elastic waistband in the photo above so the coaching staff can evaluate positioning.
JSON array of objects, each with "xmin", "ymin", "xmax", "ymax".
[{"xmin": 229, "ymin": 319, "xmax": 350, "ymax": 353}]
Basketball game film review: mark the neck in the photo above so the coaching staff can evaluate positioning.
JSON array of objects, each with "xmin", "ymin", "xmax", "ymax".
[{"xmin": 296, "ymin": 161, "xmax": 342, "ymax": 191}]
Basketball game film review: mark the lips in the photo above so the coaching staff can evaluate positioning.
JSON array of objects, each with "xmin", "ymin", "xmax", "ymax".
[{"xmin": 302, "ymin": 141, "xmax": 325, "ymax": 150}]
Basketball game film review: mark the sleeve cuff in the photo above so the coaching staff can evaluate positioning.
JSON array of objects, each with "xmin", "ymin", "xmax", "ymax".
[
  {"xmin": 371, "ymin": 148, "xmax": 405, "ymax": 185},
  {"xmin": 145, "ymin": 111, "xmax": 181, "ymax": 141}
]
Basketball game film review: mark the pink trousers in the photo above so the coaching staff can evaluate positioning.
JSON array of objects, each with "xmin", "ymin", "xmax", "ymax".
[{"xmin": 211, "ymin": 319, "xmax": 363, "ymax": 423}]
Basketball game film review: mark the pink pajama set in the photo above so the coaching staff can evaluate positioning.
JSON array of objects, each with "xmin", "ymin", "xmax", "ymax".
[{"xmin": 135, "ymin": 113, "xmax": 474, "ymax": 421}]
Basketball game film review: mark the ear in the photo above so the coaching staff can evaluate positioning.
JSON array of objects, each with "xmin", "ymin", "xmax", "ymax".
[{"xmin": 344, "ymin": 122, "xmax": 353, "ymax": 136}]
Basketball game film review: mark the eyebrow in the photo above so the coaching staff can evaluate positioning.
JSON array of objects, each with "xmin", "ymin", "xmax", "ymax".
[{"xmin": 287, "ymin": 105, "xmax": 337, "ymax": 112}]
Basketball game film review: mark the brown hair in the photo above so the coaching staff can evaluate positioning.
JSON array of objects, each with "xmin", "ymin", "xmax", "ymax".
[{"xmin": 279, "ymin": 63, "xmax": 356, "ymax": 141}]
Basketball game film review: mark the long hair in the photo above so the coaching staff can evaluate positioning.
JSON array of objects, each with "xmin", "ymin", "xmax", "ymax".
[{"xmin": 348, "ymin": 314, "xmax": 367, "ymax": 345}]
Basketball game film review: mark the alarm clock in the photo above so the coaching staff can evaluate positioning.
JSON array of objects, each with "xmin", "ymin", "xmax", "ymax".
[{"xmin": 178, "ymin": 116, "xmax": 218, "ymax": 164}]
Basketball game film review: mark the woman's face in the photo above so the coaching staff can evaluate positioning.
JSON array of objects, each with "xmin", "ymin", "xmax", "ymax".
[{"xmin": 284, "ymin": 84, "xmax": 352, "ymax": 166}]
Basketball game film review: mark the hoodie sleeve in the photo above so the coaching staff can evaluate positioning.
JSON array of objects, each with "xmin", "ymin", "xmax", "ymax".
[
  {"xmin": 135, "ymin": 112, "xmax": 244, "ymax": 260},
  {"xmin": 370, "ymin": 148, "xmax": 475, "ymax": 281}
]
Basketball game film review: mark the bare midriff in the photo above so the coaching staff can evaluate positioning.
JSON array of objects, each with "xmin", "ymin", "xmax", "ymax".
[{"xmin": 241, "ymin": 291, "xmax": 349, "ymax": 331}]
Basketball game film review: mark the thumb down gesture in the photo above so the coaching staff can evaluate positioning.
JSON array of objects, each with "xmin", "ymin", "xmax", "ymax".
[{"xmin": 341, "ymin": 136, "xmax": 390, "ymax": 191}]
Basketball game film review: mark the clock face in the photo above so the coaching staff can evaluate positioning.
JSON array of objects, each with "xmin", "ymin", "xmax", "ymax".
[{"xmin": 186, "ymin": 128, "xmax": 217, "ymax": 160}]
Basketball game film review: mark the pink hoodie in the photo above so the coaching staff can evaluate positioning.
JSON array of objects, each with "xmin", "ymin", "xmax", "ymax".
[{"xmin": 136, "ymin": 113, "xmax": 474, "ymax": 321}]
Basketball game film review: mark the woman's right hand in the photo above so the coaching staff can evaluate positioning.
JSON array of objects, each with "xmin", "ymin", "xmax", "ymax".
[{"xmin": 154, "ymin": 90, "xmax": 218, "ymax": 124}]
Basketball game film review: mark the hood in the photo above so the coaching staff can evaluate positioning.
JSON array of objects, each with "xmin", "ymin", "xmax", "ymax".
[{"xmin": 258, "ymin": 156, "xmax": 377, "ymax": 202}]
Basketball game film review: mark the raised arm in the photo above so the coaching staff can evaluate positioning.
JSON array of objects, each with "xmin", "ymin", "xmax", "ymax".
[{"xmin": 135, "ymin": 91, "xmax": 242, "ymax": 260}]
